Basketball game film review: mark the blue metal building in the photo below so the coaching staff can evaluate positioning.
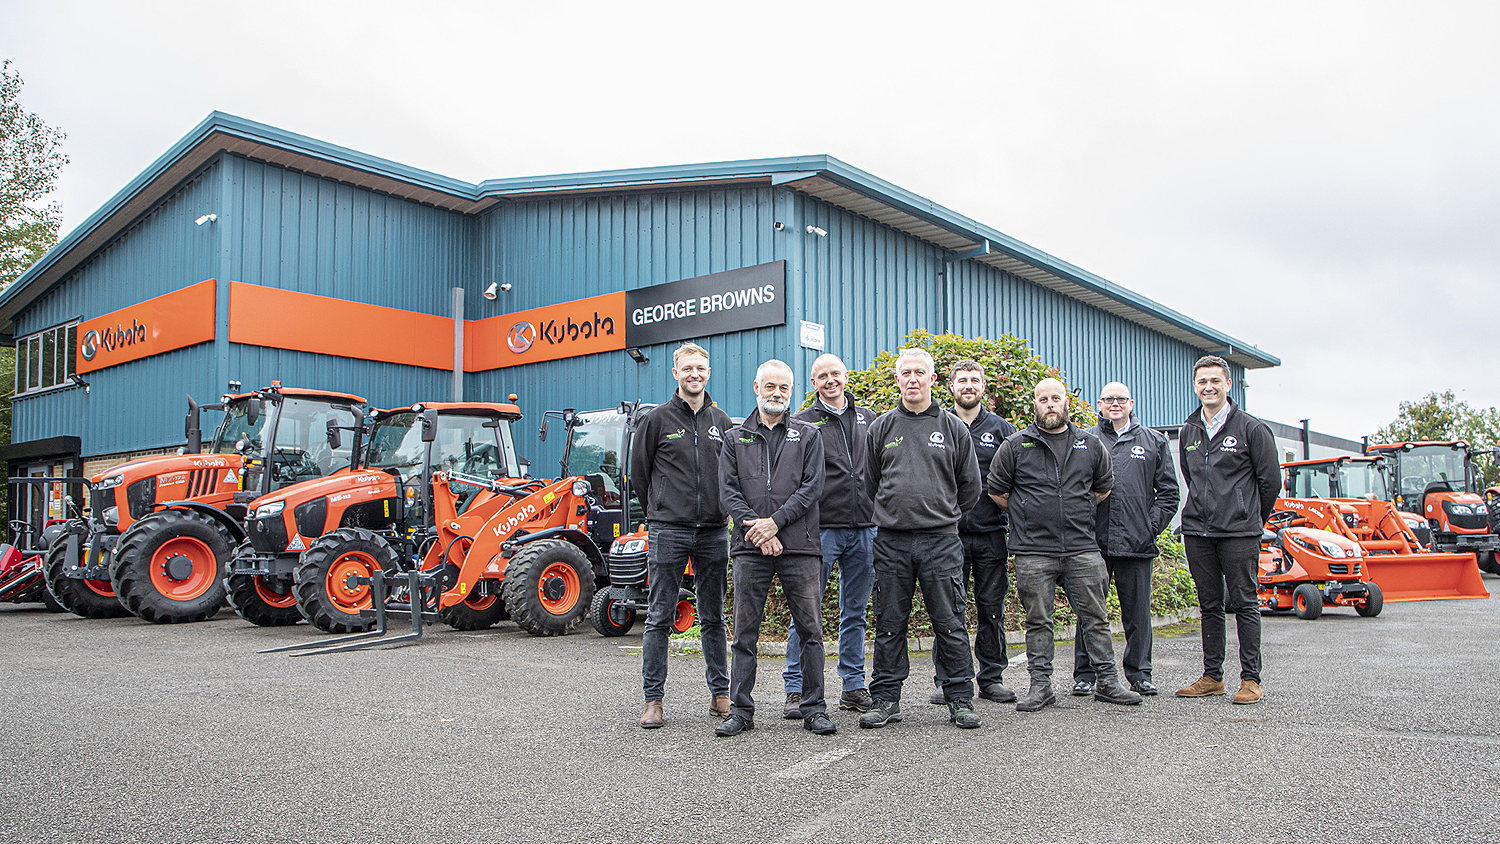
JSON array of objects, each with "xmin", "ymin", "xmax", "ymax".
[{"xmin": 0, "ymin": 112, "xmax": 1277, "ymax": 481}]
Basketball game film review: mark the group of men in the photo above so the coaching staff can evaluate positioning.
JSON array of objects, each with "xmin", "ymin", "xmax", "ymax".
[{"xmin": 631, "ymin": 341, "xmax": 1279, "ymax": 736}]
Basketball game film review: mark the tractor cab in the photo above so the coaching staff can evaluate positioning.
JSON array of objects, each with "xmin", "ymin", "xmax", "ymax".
[
  {"xmin": 1283, "ymin": 456, "xmax": 1391, "ymax": 501},
  {"xmin": 1367, "ymin": 441, "xmax": 1499, "ymax": 571},
  {"xmin": 363, "ymin": 402, "xmax": 523, "ymax": 522},
  {"xmin": 541, "ymin": 401, "xmax": 653, "ymax": 553}
]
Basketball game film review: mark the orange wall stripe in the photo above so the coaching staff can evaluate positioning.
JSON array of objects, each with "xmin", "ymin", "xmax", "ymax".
[
  {"xmin": 228, "ymin": 282, "xmax": 456, "ymax": 371},
  {"xmin": 76, "ymin": 279, "xmax": 217, "ymax": 374},
  {"xmin": 465, "ymin": 291, "xmax": 626, "ymax": 371}
]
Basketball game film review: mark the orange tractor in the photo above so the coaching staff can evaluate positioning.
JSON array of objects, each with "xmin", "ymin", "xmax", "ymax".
[
  {"xmin": 1258, "ymin": 506, "xmax": 1380, "ymax": 619},
  {"xmin": 1364, "ymin": 440, "xmax": 1500, "ymax": 576},
  {"xmin": 42, "ymin": 383, "xmax": 365, "ymax": 622}
]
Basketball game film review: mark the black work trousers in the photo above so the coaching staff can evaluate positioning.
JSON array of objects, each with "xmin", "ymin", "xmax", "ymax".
[
  {"xmin": 729, "ymin": 552, "xmax": 826, "ymax": 720},
  {"xmin": 1184, "ymin": 535, "xmax": 1262, "ymax": 683},
  {"xmin": 1074, "ymin": 555, "xmax": 1154, "ymax": 685},
  {"xmin": 870, "ymin": 529, "xmax": 975, "ymax": 704},
  {"xmin": 934, "ymin": 531, "xmax": 1009, "ymax": 689}
]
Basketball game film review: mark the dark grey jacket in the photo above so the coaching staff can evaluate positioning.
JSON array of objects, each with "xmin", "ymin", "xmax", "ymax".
[
  {"xmin": 864, "ymin": 400, "xmax": 981, "ymax": 532},
  {"xmin": 954, "ymin": 408, "xmax": 1016, "ymax": 534},
  {"xmin": 987, "ymin": 422, "xmax": 1113, "ymax": 554},
  {"xmin": 629, "ymin": 391, "xmax": 732, "ymax": 529},
  {"xmin": 794, "ymin": 400, "xmax": 877, "ymax": 529},
  {"xmin": 1178, "ymin": 401, "xmax": 1280, "ymax": 538},
  {"xmin": 1087, "ymin": 415, "xmax": 1179, "ymax": 557},
  {"xmin": 719, "ymin": 410, "xmax": 824, "ymax": 556}
]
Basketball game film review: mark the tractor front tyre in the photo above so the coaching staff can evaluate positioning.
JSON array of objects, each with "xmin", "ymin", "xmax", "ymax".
[
  {"xmin": 1356, "ymin": 581, "xmax": 1384, "ymax": 617},
  {"xmin": 1292, "ymin": 584, "xmax": 1324, "ymax": 620},
  {"xmin": 589, "ymin": 586, "xmax": 637, "ymax": 637},
  {"xmin": 439, "ymin": 585, "xmax": 510, "ymax": 631},
  {"xmin": 42, "ymin": 539, "xmax": 128, "ymax": 619},
  {"xmin": 502, "ymin": 540, "xmax": 595, "ymax": 637},
  {"xmin": 112, "ymin": 510, "xmax": 233, "ymax": 624},
  {"xmin": 223, "ymin": 543, "xmax": 302, "ymax": 627},
  {"xmin": 1478, "ymin": 552, "xmax": 1500, "ymax": 577},
  {"xmin": 294, "ymin": 527, "xmax": 398, "ymax": 634}
]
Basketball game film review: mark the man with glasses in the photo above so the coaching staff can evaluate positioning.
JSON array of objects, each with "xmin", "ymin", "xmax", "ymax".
[{"xmin": 1071, "ymin": 383, "xmax": 1179, "ymax": 697}]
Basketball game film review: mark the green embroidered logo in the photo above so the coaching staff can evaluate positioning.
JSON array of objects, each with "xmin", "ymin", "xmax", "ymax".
[
  {"xmin": 813, "ymin": 418, "xmax": 829, "ymax": 427},
  {"xmin": 883, "ymin": 436, "xmax": 904, "ymax": 449},
  {"xmin": 738, "ymin": 436, "xmax": 756, "ymax": 443},
  {"xmin": 665, "ymin": 428, "xmax": 686, "ymax": 440},
  {"xmin": 1185, "ymin": 442, "xmax": 1201, "ymax": 452},
  {"xmin": 1020, "ymin": 442, "xmax": 1036, "ymax": 448}
]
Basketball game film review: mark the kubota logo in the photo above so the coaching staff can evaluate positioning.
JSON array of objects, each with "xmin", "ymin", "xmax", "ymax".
[
  {"xmin": 79, "ymin": 320, "xmax": 147, "ymax": 361},
  {"xmin": 507, "ymin": 322, "xmax": 537, "ymax": 353},
  {"xmin": 491, "ymin": 502, "xmax": 538, "ymax": 538}
]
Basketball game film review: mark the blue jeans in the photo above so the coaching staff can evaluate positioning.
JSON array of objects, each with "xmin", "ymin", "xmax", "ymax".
[
  {"xmin": 641, "ymin": 525, "xmax": 729, "ymax": 702},
  {"xmin": 784, "ymin": 526, "xmax": 877, "ymax": 694}
]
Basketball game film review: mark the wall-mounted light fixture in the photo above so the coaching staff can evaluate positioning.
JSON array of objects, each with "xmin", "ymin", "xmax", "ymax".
[
  {"xmin": 68, "ymin": 373, "xmax": 90, "ymax": 394},
  {"xmin": 194, "ymin": 213, "xmax": 217, "ymax": 226},
  {"xmin": 805, "ymin": 224, "xmax": 828, "ymax": 237},
  {"xmin": 483, "ymin": 282, "xmax": 513, "ymax": 300},
  {"xmin": 626, "ymin": 347, "xmax": 649, "ymax": 364}
]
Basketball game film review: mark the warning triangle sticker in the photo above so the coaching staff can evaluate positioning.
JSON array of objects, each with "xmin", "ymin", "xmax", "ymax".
[
  {"xmin": 287, "ymin": 535, "xmax": 305, "ymax": 551},
  {"xmin": 223, "ymin": 470, "xmax": 238, "ymax": 483}
]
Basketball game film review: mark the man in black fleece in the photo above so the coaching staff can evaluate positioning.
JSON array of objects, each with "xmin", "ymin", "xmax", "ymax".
[
  {"xmin": 715, "ymin": 360, "xmax": 833, "ymax": 737},
  {"xmin": 630, "ymin": 342, "xmax": 733, "ymax": 730},
  {"xmin": 858, "ymin": 348, "xmax": 983, "ymax": 731}
]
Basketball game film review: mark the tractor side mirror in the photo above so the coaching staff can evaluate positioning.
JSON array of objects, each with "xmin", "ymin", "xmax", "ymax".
[
  {"xmin": 185, "ymin": 395, "xmax": 202, "ymax": 454},
  {"xmin": 326, "ymin": 418, "xmax": 341, "ymax": 451},
  {"xmin": 1283, "ymin": 477, "xmax": 1293, "ymax": 494},
  {"xmin": 246, "ymin": 400, "xmax": 260, "ymax": 426},
  {"xmin": 538, "ymin": 418, "xmax": 548, "ymax": 442},
  {"xmin": 420, "ymin": 410, "xmax": 438, "ymax": 443}
]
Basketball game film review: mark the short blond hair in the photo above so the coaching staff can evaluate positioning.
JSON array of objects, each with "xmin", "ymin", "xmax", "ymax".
[{"xmin": 673, "ymin": 342, "xmax": 709, "ymax": 367}]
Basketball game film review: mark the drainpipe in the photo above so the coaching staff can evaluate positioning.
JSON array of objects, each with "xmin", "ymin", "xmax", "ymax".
[{"xmin": 1299, "ymin": 418, "xmax": 1310, "ymax": 459}]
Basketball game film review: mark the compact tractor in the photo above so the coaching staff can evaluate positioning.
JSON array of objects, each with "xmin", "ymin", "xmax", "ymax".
[
  {"xmin": 1258, "ymin": 506, "xmax": 1381, "ymax": 619},
  {"xmin": 1364, "ymin": 440, "xmax": 1500, "ymax": 576},
  {"xmin": 42, "ymin": 383, "xmax": 365, "ymax": 622}
]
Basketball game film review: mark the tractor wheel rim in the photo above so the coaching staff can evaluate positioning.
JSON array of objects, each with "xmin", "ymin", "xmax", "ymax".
[
  {"xmin": 326, "ymin": 552, "xmax": 377, "ymax": 613},
  {"xmin": 253, "ymin": 576, "xmax": 298, "ymax": 608},
  {"xmin": 537, "ymin": 562, "xmax": 580, "ymax": 614},
  {"xmin": 608, "ymin": 599, "xmax": 631, "ymax": 626},
  {"xmin": 464, "ymin": 591, "xmax": 498, "ymax": 611},
  {"xmin": 148, "ymin": 537, "xmax": 217, "ymax": 601},
  {"xmin": 83, "ymin": 578, "xmax": 116, "ymax": 597},
  {"xmin": 673, "ymin": 599, "xmax": 696, "ymax": 633}
]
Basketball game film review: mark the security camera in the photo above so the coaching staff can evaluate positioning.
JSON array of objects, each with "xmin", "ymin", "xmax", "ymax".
[
  {"xmin": 805, "ymin": 224, "xmax": 828, "ymax": 237},
  {"xmin": 195, "ymin": 213, "xmax": 217, "ymax": 226},
  {"xmin": 483, "ymin": 282, "xmax": 499, "ymax": 300},
  {"xmin": 500, "ymin": 283, "xmax": 512, "ymax": 292},
  {"xmin": 773, "ymin": 221, "xmax": 786, "ymax": 232}
]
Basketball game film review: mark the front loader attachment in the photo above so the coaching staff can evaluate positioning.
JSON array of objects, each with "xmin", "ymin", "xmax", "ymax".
[{"xmin": 1363, "ymin": 552, "xmax": 1490, "ymax": 603}]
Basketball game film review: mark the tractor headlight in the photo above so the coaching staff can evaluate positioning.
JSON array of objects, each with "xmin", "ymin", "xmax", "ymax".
[
  {"xmin": 612, "ymin": 538, "xmax": 647, "ymax": 555},
  {"xmin": 96, "ymin": 474, "xmax": 124, "ymax": 491},
  {"xmin": 102, "ymin": 507, "xmax": 119, "ymax": 527},
  {"xmin": 253, "ymin": 500, "xmax": 285, "ymax": 519},
  {"xmin": 1319, "ymin": 540, "xmax": 1350, "ymax": 559},
  {"xmin": 571, "ymin": 480, "xmax": 591, "ymax": 498},
  {"xmin": 1450, "ymin": 504, "xmax": 1474, "ymax": 516}
]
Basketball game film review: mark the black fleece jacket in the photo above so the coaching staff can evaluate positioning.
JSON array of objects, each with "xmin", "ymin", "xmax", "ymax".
[
  {"xmin": 719, "ymin": 410, "xmax": 824, "ymax": 556},
  {"xmin": 1087, "ymin": 415, "xmax": 1179, "ymax": 557},
  {"xmin": 1178, "ymin": 401, "xmax": 1280, "ymax": 538},
  {"xmin": 793, "ymin": 400, "xmax": 877, "ymax": 529},
  {"xmin": 629, "ymin": 391, "xmax": 732, "ymax": 528},
  {"xmin": 864, "ymin": 399, "xmax": 980, "ymax": 532}
]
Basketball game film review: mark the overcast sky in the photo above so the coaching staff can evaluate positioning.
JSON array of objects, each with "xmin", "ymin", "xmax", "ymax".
[{"xmin": 5, "ymin": 1, "xmax": 1496, "ymax": 439}]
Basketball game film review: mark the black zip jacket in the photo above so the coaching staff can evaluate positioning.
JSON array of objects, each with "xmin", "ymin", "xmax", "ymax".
[
  {"xmin": 1178, "ymin": 401, "xmax": 1279, "ymax": 538},
  {"xmin": 987, "ymin": 422, "xmax": 1113, "ymax": 554},
  {"xmin": 719, "ymin": 410, "xmax": 824, "ymax": 556},
  {"xmin": 1087, "ymin": 414, "xmax": 1180, "ymax": 557},
  {"xmin": 864, "ymin": 400, "xmax": 981, "ymax": 532},
  {"xmin": 954, "ymin": 408, "xmax": 1017, "ymax": 534},
  {"xmin": 793, "ymin": 400, "xmax": 877, "ymax": 529},
  {"xmin": 629, "ymin": 391, "xmax": 733, "ymax": 528}
]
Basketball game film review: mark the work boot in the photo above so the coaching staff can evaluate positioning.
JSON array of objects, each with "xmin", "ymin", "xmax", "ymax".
[
  {"xmin": 1131, "ymin": 679, "xmax": 1159, "ymax": 696},
  {"xmin": 1016, "ymin": 684, "xmax": 1057, "ymax": 712},
  {"xmin": 1071, "ymin": 679, "xmax": 1095, "ymax": 696},
  {"xmin": 858, "ymin": 700, "xmax": 903, "ymax": 729},
  {"xmin": 715, "ymin": 714, "xmax": 753, "ymax": 737},
  {"xmin": 804, "ymin": 712, "xmax": 837, "ymax": 735},
  {"xmin": 1093, "ymin": 681, "xmax": 1144, "ymax": 706},
  {"xmin": 948, "ymin": 699, "xmax": 981, "ymax": 729},
  {"xmin": 782, "ymin": 692, "xmax": 802, "ymax": 719},
  {"xmin": 839, "ymin": 688, "xmax": 874, "ymax": 712},
  {"xmin": 710, "ymin": 695, "xmax": 730, "ymax": 718},
  {"xmin": 1174, "ymin": 676, "xmax": 1226, "ymax": 698},
  {"xmin": 978, "ymin": 682, "xmax": 1017, "ymax": 703},
  {"xmin": 639, "ymin": 700, "xmax": 664, "ymax": 729},
  {"xmin": 1232, "ymin": 680, "xmax": 1264, "ymax": 705},
  {"xmin": 928, "ymin": 689, "xmax": 945, "ymax": 705}
]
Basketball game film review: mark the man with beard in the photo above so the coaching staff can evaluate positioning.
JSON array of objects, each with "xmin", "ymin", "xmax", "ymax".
[
  {"xmin": 716, "ymin": 360, "xmax": 832, "ymax": 737},
  {"xmin": 987, "ymin": 378, "xmax": 1142, "ymax": 712},
  {"xmin": 927, "ymin": 360, "xmax": 1017, "ymax": 706},
  {"xmin": 859, "ymin": 348, "xmax": 983, "ymax": 731},
  {"xmin": 631, "ymin": 342, "xmax": 734, "ymax": 730}
]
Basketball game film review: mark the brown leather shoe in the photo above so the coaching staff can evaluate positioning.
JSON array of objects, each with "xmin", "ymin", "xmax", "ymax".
[
  {"xmin": 1232, "ymin": 680, "xmax": 1263, "ymax": 705},
  {"xmin": 1174, "ymin": 676, "xmax": 1226, "ymax": 697},
  {"xmin": 639, "ymin": 700, "xmax": 664, "ymax": 729},
  {"xmin": 709, "ymin": 695, "xmax": 731, "ymax": 718}
]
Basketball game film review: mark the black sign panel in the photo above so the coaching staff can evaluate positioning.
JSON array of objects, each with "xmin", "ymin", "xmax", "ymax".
[{"xmin": 623, "ymin": 260, "xmax": 786, "ymax": 347}]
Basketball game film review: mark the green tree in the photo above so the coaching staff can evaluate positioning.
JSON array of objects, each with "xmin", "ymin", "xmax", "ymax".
[
  {"xmin": 1374, "ymin": 390, "xmax": 1500, "ymax": 486},
  {"xmin": 835, "ymin": 329, "xmax": 1098, "ymax": 428},
  {"xmin": 1, "ymin": 60, "xmax": 67, "ymax": 288}
]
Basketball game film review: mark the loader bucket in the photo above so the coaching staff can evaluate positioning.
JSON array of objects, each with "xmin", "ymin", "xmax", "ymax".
[{"xmin": 1363, "ymin": 552, "xmax": 1491, "ymax": 602}]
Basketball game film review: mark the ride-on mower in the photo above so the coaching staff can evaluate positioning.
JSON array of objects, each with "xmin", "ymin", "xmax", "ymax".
[
  {"xmin": 1258, "ymin": 509, "xmax": 1382, "ymax": 620},
  {"xmin": 1366, "ymin": 440, "xmax": 1500, "ymax": 576},
  {"xmin": 0, "ymin": 511, "xmax": 68, "ymax": 611},
  {"xmin": 43, "ymin": 383, "xmax": 365, "ymax": 623}
]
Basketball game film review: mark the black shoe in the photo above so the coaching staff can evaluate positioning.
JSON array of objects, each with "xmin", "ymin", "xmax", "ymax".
[
  {"xmin": 1016, "ymin": 684, "xmax": 1057, "ymax": 712},
  {"xmin": 948, "ymin": 699, "xmax": 981, "ymax": 729},
  {"xmin": 978, "ymin": 682, "xmax": 1017, "ymax": 703},
  {"xmin": 1071, "ymin": 679, "xmax": 1095, "ymax": 696},
  {"xmin": 804, "ymin": 712, "xmax": 837, "ymax": 735},
  {"xmin": 928, "ymin": 689, "xmax": 945, "ymax": 705},
  {"xmin": 858, "ymin": 700, "xmax": 903, "ymax": 729},
  {"xmin": 839, "ymin": 689, "xmax": 874, "ymax": 712},
  {"xmin": 715, "ymin": 714, "xmax": 754, "ymax": 737},
  {"xmin": 1094, "ymin": 681, "xmax": 1143, "ymax": 706},
  {"xmin": 782, "ymin": 692, "xmax": 802, "ymax": 720},
  {"xmin": 1131, "ymin": 679, "xmax": 1159, "ymax": 696}
]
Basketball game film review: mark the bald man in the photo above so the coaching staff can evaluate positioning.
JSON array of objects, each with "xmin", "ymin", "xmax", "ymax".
[{"xmin": 987, "ymin": 378, "xmax": 1141, "ymax": 711}]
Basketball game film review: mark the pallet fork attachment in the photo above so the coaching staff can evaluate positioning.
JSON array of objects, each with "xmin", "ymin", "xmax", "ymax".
[{"xmin": 260, "ymin": 566, "xmax": 441, "ymax": 656}]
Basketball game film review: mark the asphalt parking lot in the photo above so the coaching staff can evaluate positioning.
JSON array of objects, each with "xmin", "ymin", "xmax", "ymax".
[{"xmin": 3, "ymin": 578, "xmax": 1499, "ymax": 844}]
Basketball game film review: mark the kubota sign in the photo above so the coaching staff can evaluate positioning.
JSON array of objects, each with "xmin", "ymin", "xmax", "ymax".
[{"xmin": 75, "ymin": 279, "xmax": 217, "ymax": 374}]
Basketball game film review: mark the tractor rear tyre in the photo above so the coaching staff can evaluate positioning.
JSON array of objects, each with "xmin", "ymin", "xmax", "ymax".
[
  {"xmin": 42, "ymin": 538, "xmax": 128, "ymax": 619},
  {"xmin": 295, "ymin": 527, "xmax": 399, "ymax": 633},
  {"xmin": 1356, "ymin": 581, "xmax": 1384, "ymax": 618},
  {"xmin": 38, "ymin": 581, "xmax": 65, "ymax": 612},
  {"xmin": 589, "ymin": 586, "xmax": 636, "ymax": 636},
  {"xmin": 1478, "ymin": 552, "xmax": 1500, "ymax": 577},
  {"xmin": 113, "ymin": 509, "xmax": 232, "ymax": 623},
  {"xmin": 223, "ymin": 542, "xmax": 303, "ymax": 627},
  {"xmin": 1292, "ymin": 584, "xmax": 1324, "ymax": 620},
  {"xmin": 439, "ymin": 585, "xmax": 510, "ymax": 631},
  {"xmin": 502, "ymin": 539, "xmax": 595, "ymax": 636}
]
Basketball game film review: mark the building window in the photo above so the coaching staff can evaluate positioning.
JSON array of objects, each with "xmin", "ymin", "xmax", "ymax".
[{"xmin": 14, "ymin": 322, "xmax": 78, "ymax": 396}]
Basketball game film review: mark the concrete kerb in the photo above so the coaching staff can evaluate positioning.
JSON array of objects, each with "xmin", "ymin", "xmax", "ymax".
[{"xmin": 667, "ymin": 608, "xmax": 1203, "ymax": 656}]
